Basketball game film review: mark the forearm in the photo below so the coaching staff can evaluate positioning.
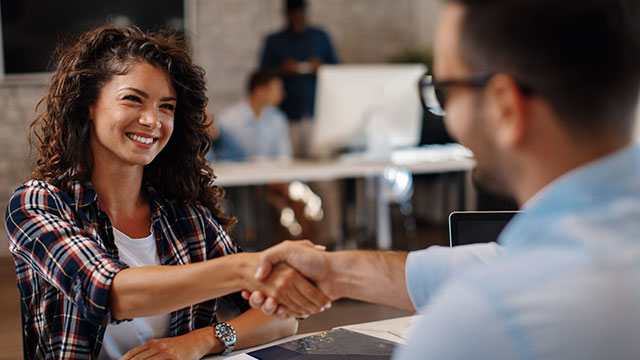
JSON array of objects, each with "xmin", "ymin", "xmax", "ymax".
[
  {"xmin": 328, "ymin": 250, "xmax": 415, "ymax": 312},
  {"xmin": 202, "ymin": 309, "xmax": 297, "ymax": 354},
  {"xmin": 229, "ymin": 309, "xmax": 298, "ymax": 350},
  {"xmin": 110, "ymin": 253, "xmax": 256, "ymax": 320}
]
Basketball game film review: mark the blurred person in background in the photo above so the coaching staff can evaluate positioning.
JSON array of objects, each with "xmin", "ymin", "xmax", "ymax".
[
  {"xmin": 215, "ymin": 69, "xmax": 292, "ymax": 161},
  {"xmin": 260, "ymin": 0, "xmax": 339, "ymax": 157}
]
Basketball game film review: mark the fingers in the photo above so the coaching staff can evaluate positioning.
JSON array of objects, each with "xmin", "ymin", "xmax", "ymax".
[
  {"xmin": 121, "ymin": 344, "xmax": 159, "ymax": 360},
  {"xmin": 250, "ymin": 291, "xmax": 267, "ymax": 309},
  {"xmin": 255, "ymin": 242, "xmax": 292, "ymax": 280},
  {"xmin": 256, "ymin": 240, "xmax": 324, "ymax": 280},
  {"xmin": 267, "ymin": 265, "xmax": 329, "ymax": 317},
  {"xmin": 292, "ymin": 272, "xmax": 331, "ymax": 311},
  {"xmin": 261, "ymin": 296, "xmax": 279, "ymax": 315}
]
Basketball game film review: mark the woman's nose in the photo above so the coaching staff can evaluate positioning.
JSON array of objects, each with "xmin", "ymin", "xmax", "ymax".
[{"xmin": 139, "ymin": 109, "xmax": 162, "ymax": 129}]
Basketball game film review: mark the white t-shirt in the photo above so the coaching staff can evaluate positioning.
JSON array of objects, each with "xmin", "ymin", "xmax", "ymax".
[{"xmin": 98, "ymin": 227, "xmax": 170, "ymax": 360}]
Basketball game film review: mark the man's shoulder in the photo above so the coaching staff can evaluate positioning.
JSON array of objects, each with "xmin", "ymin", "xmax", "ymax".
[
  {"xmin": 265, "ymin": 29, "xmax": 289, "ymax": 42},
  {"xmin": 263, "ymin": 106, "xmax": 288, "ymax": 122},
  {"xmin": 218, "ymin": 101, "xmax": 250, "ymax": 124},
  {"xmin": 307, "ymin": 26, "xmax": 330, "ymax": 36}
]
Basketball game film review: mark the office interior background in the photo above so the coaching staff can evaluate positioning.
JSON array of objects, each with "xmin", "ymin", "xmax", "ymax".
[
  {"xmin": 0, "ymin": 0, "xmax": 639, "ymax": 357},
  {"xmin": 0, "ymin": 0, "xmax": 448, "ymax": 257}
]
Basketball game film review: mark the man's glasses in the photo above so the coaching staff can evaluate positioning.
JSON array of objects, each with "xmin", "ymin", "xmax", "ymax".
[{"xmin": 418, "ymin": 72, "xmax": 495, "ymax": 116}]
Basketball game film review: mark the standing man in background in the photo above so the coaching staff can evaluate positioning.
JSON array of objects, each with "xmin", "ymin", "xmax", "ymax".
[
  {"xmin": 260, "ymin": 0, "xmax": 343, "ymax": 249},
  {"xmin": 260, "ymin": 0, "xmax": 339, "ymax": 157}
]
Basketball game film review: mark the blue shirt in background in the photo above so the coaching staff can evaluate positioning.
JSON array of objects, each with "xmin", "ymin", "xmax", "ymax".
[
  {"xmin": 399, "ymin": 143, "xmax": 640, "ymax": 359},
  {"xmin": 216, "ymin": 101, "xmax": 292, "ymax": 161},
  {"xmin": 260, "ymin": 27, "xmax": 339, "ymax": 121}
]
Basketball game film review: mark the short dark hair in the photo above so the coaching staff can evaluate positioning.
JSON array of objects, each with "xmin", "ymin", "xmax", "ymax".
[
  {"xmin": 247, "ymin": 69, "xmax": 280, "ymax": 94},
  {"xmin": 285, "ymin": 0, "xmax": 306, "ymax": 14},
  {"xmin": 451, "ymin": 0, "xmax": 640, "ymax": 136}
]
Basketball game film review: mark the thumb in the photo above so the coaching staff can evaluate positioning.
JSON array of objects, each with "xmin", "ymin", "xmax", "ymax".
[
  {"xmin": 254, "ymin": 245, "xmax": 288, "ymax": 280},
  {"xmin": 254, "ymin": 255, "xmax": 273, "ymax": 280}
]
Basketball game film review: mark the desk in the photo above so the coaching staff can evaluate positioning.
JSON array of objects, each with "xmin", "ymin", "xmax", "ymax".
[
  {"xmin": 205, "ymin": 315, "xmax": 420, "ymax": 359},
  {"xmin": 213, "ymin": 144, "xmax": 475, "ymax": 249}
]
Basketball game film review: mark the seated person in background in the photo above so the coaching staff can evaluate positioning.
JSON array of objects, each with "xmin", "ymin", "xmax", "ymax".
[
  {"xmin": 205, "ymin": 112, "xmax": 247, "ymax": 162},
  {"xmin": 216, "ymin": 69, "xmax": 292, "ymax": 161},
  {"xmin": 4, "ymin": 25, "xmax": 328, "ymax": 360}
]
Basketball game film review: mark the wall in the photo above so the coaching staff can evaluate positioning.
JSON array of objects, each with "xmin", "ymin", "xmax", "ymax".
[
  {"xmin": 193, "ymin": 0, "xmax": 442, "ymax": 116},
  {"xmin": 0, "ymin": 0, "xmax": 443, "ymax": 257}
]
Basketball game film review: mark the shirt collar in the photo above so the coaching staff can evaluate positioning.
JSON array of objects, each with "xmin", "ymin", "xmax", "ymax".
[{"xmin": 70, "ymin": 177, "xmax": 169, "ymax": 219}]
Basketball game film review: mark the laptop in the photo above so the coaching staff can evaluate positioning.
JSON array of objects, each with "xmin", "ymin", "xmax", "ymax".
[{"xmin": 448, "ymin": 211, "xmax": 521, "ymax": 247}]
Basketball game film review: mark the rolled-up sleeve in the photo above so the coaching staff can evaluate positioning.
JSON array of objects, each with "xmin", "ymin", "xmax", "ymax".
[
  {"xmin": 405, "ymin": 243, "xmax": 503, "ymax": 309},
  {"xmin": 5, "ymin": 182, "xmax": 128, "ymax": 325}
]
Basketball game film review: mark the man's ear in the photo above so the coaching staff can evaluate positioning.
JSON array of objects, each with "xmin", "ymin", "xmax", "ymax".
[{"xmin": 483, "ymin": 73, "xmax": 528, "ymax": 149}]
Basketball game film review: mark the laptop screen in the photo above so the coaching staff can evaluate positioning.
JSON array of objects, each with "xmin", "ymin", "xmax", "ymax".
[{"xmin": 449, "ymin": 211, "xmax": 520, "ymax": 247}]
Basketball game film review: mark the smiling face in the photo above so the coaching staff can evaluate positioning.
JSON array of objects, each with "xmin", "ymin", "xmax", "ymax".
[{"xmin": 89, "ymin": 61, "xmax": 177, "ymax": 169}]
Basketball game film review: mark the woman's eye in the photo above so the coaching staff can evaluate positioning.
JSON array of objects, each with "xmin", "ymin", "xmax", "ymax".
[
  {"xmin": 123, "ymin": 95, "xmax": 142, "ymax": 103},
  {"xmin": 161, "ymin": 103, "xmax": 176, "ymax": 111}
]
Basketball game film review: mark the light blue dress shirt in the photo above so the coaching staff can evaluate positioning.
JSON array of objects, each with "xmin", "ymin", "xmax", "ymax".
[
  {"xmin": 398, "ymin": 143, "xmax": 640, "ymax": 359},
  {"xmin": 217, "ymin": 100, "xmax": 293, "ymax": 161}
]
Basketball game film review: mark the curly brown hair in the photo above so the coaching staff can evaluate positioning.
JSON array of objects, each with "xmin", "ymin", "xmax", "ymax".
[{"xmin": 29, "ymin": 25, "xmax": 236, "ymax": 230}]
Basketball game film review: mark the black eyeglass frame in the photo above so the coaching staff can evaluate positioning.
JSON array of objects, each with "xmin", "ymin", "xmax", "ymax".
[{"xmin": 418, "ymin": 72, "xmax": 534, "ymax": 116}]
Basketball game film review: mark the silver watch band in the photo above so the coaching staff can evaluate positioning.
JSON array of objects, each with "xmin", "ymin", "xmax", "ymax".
[{"xmin": 214, "ymin": 322, "xmax": 237, "ymax": 354}]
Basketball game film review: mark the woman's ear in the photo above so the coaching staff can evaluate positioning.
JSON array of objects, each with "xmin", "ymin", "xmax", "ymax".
[
  {"xmin": 88, "ymin": 104, "xmax": 95, "ymax": 122},
  {"xmin": 483, "ymin": 73, "xmax": 528, "ymax": 149}
]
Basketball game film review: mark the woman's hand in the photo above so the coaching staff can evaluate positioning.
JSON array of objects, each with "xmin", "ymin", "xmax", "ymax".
[{"xmin": 120, "ymin": 327, "xmax": 219, "ymax": 360}]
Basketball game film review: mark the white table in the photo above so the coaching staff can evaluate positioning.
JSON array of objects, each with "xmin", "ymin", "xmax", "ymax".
[
  {"xmin": 212, "ymin": 144, "xmax": 475, "ymax": 249},
  {"xmin": 206, "ymin": 315, "xmax": 421, "ymax": 359}
]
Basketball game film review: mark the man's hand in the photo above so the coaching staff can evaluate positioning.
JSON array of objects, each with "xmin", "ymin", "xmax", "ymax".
[
  {"xmin": 120, "ymin": 328, "xmax": 214, "ymax": 360},
  {"xmin": 244, "ymin": 240, "xmax": 338, "ymax": 318},
  {"xmin": 282, "ymin": 59, "xmax": 300, "ymax": 74},
  {"xmin": 308, "ymin": 57, "xmax": 323, "ymax": 73},
  {"xmin": 256, "ymin": 241, "xmax": 334, "ymax": 294},
  {"xmin": 248, "ymin": 262, "xmax": 331, "ymax": 318}
]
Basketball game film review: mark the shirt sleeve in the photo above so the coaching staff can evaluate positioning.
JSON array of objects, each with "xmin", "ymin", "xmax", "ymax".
[
  {"xmin": 260, "ymin": 35, "xmax": 278, "ymax": 68},
  {"xmin": 4, "ymin": 182, "xmax": 128, "ymax": 326},
  {"xmin": 321, "ymin": 30, "xmax": 339, "ymax": 64},
  {"xmin": 393, "ymin": 281, "xmax": 521, "ymax": 360},
  {"xmin": 405, "ymin": 243, "xmax": 503, "ymax": 309}
]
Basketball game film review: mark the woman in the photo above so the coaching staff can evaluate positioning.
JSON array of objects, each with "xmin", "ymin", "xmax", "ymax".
[{"xmin": 5, "ymin": 26, "xmax": 328, "ymax": 359}]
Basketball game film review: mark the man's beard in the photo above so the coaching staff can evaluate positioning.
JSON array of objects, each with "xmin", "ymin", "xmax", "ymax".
[{"xmin": 466, "ymin": 108, "xmax": 517, "ymax": 202}]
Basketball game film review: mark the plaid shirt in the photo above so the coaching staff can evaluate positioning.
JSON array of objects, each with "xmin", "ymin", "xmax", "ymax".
[{"xmin": 5, "ymin": 179, "xmax": 247, "ymax": 359}]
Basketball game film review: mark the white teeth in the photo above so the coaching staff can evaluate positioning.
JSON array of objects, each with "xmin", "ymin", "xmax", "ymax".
[{"xmin": 127, "ymin": 134, "xmax": 154, "ymax": 145}]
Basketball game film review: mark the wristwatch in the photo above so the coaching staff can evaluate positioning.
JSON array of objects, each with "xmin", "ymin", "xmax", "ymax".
[{"xmin": 214, "ymin": 322, "xmax": 237, "ymax": 354}]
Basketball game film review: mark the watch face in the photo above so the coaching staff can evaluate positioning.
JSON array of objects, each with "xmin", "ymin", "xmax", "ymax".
[
  {"xmin": 216, "ymin": 322, "xmax": 237, "ymax": 350},
  {"xmin": 216, "ymin": 323, "xmax": 236, "ymax": 341}
]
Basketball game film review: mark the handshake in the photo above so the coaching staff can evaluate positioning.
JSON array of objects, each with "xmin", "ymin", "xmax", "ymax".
[
  {"xmin": 240, "ymin": 240, "xmax": 337, "ymax": 319},
  {"xmin": 238, "ymin": 240, "xmax": 414, "ymax": 319}
]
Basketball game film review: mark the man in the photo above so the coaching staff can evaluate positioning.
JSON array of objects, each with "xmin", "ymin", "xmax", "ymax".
[
  {"xmin": 259, "ymin": 0, "xmax": 339, "ymax": 156},
  {"xmin": 215, "ymin": 69, "xmax": 292, "ymax": 161},
  {"xmin": 248, "ymin": 0, "xmax": 640, "ymax": 358}
]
